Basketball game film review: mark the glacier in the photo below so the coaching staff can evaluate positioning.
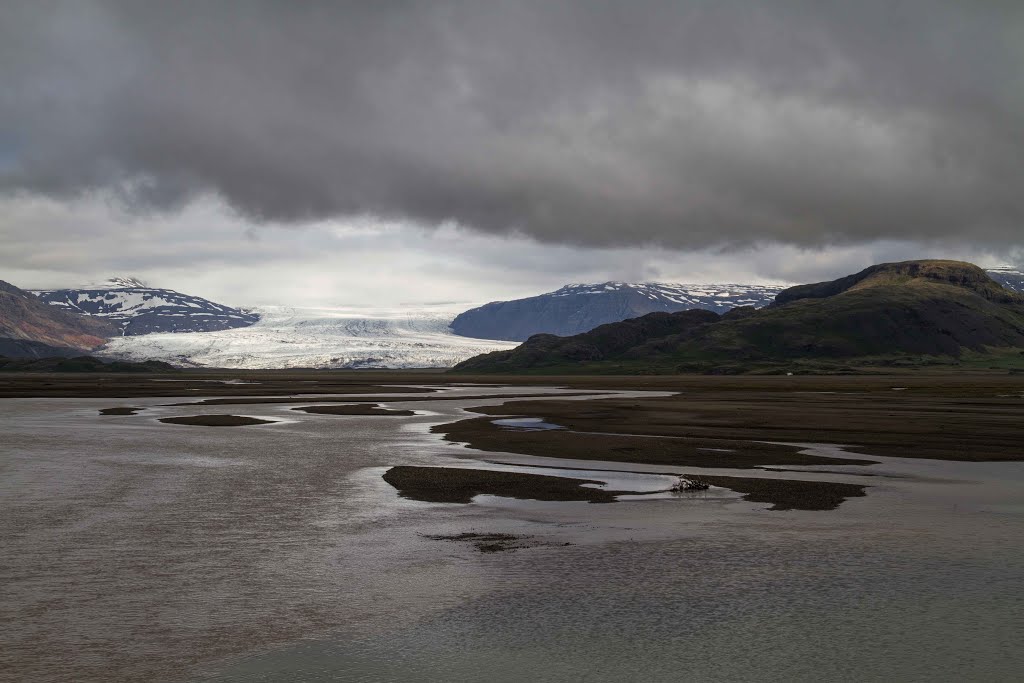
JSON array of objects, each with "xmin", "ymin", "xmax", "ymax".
[{"xmin": 98, "ymin": 305, "xmax": 517, "ymax": 369}]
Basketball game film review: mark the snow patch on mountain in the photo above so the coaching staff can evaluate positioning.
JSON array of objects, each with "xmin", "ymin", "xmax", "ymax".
[
  {"xmin": 452, "ymin": 281, "xmax": 786, "ymax": 341},
  {"xmin": 98, "ymin": 305, "xmax": 516, "ymax": 369},
  {"xmin": 33, "ymin": 279, "xmax": 259, "ymax": 335},
  {"xmin": 549, "ymin": 282, "xmax": 782, "ymax": 307},
  {"xmin": 987, "ymin": 265, "xmax": 1024, "ymax": 293}
]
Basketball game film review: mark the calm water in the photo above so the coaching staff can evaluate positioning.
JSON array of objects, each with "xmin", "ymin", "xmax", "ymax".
[{"xmin": 2, "ymin": 386, "xmax": 1023, "ymax": 682}]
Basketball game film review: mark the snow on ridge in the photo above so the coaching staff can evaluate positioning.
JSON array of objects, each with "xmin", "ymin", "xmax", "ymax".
[
  {"xmin": 98, "ymin": 276, "xmax": 149, "ymax": 289},
  {"xmin": 549, "ymin": 281, "xmax": 783, "ymax": 302},
  {"xmin": 31, "ymin": 280, "xmax": 260, "ymax": 335},
  {"xmin": 989, "ymin": 264, "xmax": 1024, "ymax": 276}
]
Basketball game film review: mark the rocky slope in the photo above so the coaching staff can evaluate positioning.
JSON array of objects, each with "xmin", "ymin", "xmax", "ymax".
[
  {"xmin": 33, "ymin": 277, "xmax": 259, "ymax": 335},
  {"xmin": 0, "ymin": 280, "xmax": 116, "ymax": 355},
  {"xmin": 451, "ymin": 282, "xmax": 783, "ymax": 341},
  {"xmin": 454, "ymin": 261, "xmax": 1024, "ymax": 373}
]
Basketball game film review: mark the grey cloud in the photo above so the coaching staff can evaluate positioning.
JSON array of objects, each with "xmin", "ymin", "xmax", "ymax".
[{"xmin": 2, "ymin": 0, "xmax": 1023, "ymax": 248}]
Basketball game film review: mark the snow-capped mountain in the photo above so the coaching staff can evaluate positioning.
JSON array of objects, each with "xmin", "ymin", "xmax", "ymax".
[
  {"xmin": 33, "ymin": 278, "xmax": 259, "ymax": 335},
  {"xmin": 99, "ymin": 305, "xmax": 516, "ymax": 369},
  {"xmin": 451, "ymin": 281, "xmax": 785, "ymax": 341},
  {"xmin": 987, "ymin": 265, "xmax": 1024, "ymax": 293}
]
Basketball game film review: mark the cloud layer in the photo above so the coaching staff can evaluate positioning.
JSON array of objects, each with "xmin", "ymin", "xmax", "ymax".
[
  {"xmin": 4, "ymin": 0, "xmax": 1023, "ymax": 250},
  {"xmin": 1, "ymin": 193, "xmax": 1011, "ymax": 307}
]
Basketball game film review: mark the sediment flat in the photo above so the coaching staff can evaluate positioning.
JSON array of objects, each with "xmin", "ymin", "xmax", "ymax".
[
  {"xmin": 434, "ymin": 378, "xmax": 1024, "ymax": 462},
  {"xmin": 292, "ymin": 404, "xmax": 415, "ymax": 416},
  {"xmin": 384, "ymin": 464, "xmax": 866, "ymax": 511},
  {"xmin": 158, "ymin": 415, "xmax": 276, "ymax": 427},
  {"xmin": 693, "ymin": 475, "xmax": 866, "ymax": 511},
  {"xmin": 7, "ymin": 371, "xmax": 1023, "ymax": 463},
  {"xmin": 99, "ymin": 406, "xmax": 144, "ymax": 415},
  {"xmin": 436, "ymin": 414, "xmax": 873, "ymax": 468},
  {"xmin": 383, "ymin": 465, "xmax": 621, "ymax": 503},
  {"xmin": 173, "ymin": 392, "xmax": 594, "ymax": 406}
]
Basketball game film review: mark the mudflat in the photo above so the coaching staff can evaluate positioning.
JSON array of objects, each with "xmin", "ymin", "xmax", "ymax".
[
  {"xmin": 9, "ymin": 371, "xmax": 1023, "ymax": 463},
  {"xmin": 158, "ymin": 414, "xmax": 276, "ymax": 427},
  {"xmin": 434, "ymin": 376, "xmax": 1024, "ymax": 462},
  {"xmin": 382, "ymin": 465, "xmax": 622, "ymax": 503},
  {"xmin": 98, "ymin": 406, "xmax": 144, "ymax": 415},
  {"xmin": 293, "ymin": 404, "xmax": 415, "ymax": 416}
]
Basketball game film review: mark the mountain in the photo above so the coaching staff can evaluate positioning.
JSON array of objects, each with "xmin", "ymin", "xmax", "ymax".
[
  {"xmin": 33, "ymin": 277, "xmax": 259, "ymax": 335},
  {"xmin": 0, "ymin": 280, "xmax": 116, "ymax": 356},
  {"xmin": 986, "ymin": 265, "xmax": 1024, "ymax": 293},
  {"xmin": 454, "ymin": 260, "xmax": 1024, "ymax": 374},
  {"xmin": 451, "ymin": 282, "xmax": 783, "ymax": 341},
  {"xmin": 100, "ymin": 305, "xmax": 517, "ymax": 369}
]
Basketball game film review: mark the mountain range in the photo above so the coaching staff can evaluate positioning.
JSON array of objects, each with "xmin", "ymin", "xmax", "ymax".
[
  {"xmin": 454, "ymin": 260, "xmax": 1024, "ymax": 374},
  {"xmin": 4, "ymin": 265, "xmax": 1024, "ymax": 369},
  {"xmin": 32, "ymin": 277, "xmax": 259, "ymax": 335},
  {"xmin": 986, "ymin": 265, "xmax": 1024, "ymax": 293},
  {"xmin": 451, "ymin": 282, "xmax": 783, "ymax": 341}
]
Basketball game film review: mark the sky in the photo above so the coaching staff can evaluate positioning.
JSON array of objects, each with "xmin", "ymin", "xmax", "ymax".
[{"xmin": 2, "ymin": 1, "xmax": 1023, "ymax": 307}]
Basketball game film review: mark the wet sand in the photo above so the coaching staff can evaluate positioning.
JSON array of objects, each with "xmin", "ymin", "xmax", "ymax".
[
  {"xmin": 7, "ymin": 371, "xmax": 1024, "ymax": 464},
  {"xmin": 158, "ymin": 414, "xmax": 276, "ymax": 427},
  {"xmin": 383, "ymin": 465, "xmax": 621, "ymax": 503},
  {"xmin": 384, "ymin": 464, "xmax": 867, "ymax": 511},
  {"xmin": 167, "ymin": 391, "xmax": 595, "ymax": 406},
  {"xmin": 437, "ymin": 380, "xmax": 1024, "ymax": 462},
  {"xmin": 436, "ymin": 414, "xmax": 875, "ymax": 468},
  {"xmin": 98, "ymin": 406, "xmax": 143, "ymax": 415},
  {"xmin": 292, "ymin": 404, "xmax": 416, "ymax": 416},
  {"xmin": 693, "ymin": 474, "xmax": 866, "ymax": 510}
]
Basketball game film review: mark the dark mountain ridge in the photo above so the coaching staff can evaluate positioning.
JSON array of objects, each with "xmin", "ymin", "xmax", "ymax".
[
  {"xmin": 453, "ymin": 260, "xmax": 1024, "ymax": 373},
  {"xmin": 451, "ymin": 282, "xmax": 782, "ymax": 341}
]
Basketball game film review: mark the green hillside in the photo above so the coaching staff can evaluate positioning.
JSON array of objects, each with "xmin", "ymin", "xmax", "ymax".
[{"xmin": 453, "ymin": 260, "xmax": 1024, "ymax": 374}]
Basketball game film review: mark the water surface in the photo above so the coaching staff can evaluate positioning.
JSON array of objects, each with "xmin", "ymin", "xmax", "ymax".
[{"xmin": 1, "ymin": 385, "xmax": 1022, "ymax": 682}]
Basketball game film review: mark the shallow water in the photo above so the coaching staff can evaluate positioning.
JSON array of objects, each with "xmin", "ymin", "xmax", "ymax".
[{"xmin": 2, "ymin": 385, "xmax": 1023, "ymax": 682}]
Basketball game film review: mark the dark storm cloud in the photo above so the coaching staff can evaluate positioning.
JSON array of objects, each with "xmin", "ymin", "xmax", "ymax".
[{"xmin": 2, "ymin": 0, "xmax": 1023, "ymax": 248}]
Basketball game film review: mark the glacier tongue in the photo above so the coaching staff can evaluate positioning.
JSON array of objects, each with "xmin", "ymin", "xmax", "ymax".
[{"xmin": 97, "ymin": 305, "xmax": 517, "ymax": 369}]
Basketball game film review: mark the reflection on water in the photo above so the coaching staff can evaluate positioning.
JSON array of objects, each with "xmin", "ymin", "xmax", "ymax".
[{"xmin": 1, "ymin": 386, "xmax": 1023, "ymax": 682}]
